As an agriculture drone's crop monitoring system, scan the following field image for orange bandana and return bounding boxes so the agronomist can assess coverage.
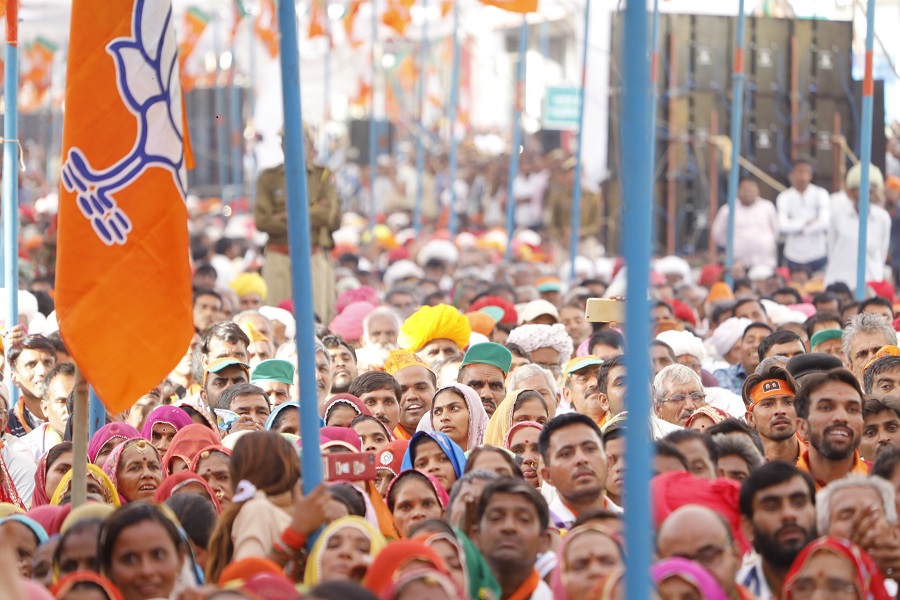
[748,379,794,408]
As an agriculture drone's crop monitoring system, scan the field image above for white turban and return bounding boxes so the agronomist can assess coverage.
[657,330,706,361]
[709,317,753,357]
[506,323,574,364]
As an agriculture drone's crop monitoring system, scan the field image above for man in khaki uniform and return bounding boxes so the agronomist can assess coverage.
[255,156,340,324]
[547,157,604,260]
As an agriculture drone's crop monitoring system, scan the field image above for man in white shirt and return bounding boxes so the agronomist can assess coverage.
[712,178,779,268]
[825,163,891,288]
[776,157,831,273]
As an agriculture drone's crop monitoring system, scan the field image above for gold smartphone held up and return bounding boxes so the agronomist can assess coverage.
[585,298,626,323]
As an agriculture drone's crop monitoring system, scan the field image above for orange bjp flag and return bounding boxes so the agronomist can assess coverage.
[478,0,538,13]
[56,0,193,413]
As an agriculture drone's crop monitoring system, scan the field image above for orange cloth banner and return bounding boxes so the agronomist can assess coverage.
[478,0,538,13]
[56,0,193,413]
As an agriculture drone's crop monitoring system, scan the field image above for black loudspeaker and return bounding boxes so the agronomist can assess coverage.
[184,86,247,191]
[537,129,562,153]
[349,119,394,165]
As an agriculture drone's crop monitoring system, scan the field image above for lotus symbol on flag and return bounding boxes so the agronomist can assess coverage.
[60,0,187,246]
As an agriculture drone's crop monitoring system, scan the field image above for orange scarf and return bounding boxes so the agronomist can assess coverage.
[507,569,541,600]
[796,449,870,490]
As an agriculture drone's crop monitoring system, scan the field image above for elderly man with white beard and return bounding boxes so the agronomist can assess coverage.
[355,307,403,372]
[657,329,745,418]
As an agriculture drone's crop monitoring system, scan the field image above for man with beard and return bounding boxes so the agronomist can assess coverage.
[472,477,553,599]
[322,334,358,395]
[538,413,617,529]
[653,364,708,427]
[457,343,512,417]
[795,368,868,489]
[742,366,802,463]
[384,350,436,440]
[737,462,817,600]
[560,356,603,423]
[356,307,402,370]
[314,338,333,410]
[348,371,401,433]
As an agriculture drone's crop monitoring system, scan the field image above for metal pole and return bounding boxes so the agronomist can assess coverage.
[229,57,243,200]
[213,15,229,205]
[568,0,590,281]
[414,0,429,233]
[71,367,89,508]
[505,17,528,260]
[447,1,461,236]
[725,0,747,286]
[621,0,653,597]
[277,0,323,494]
[368,0,378,226]
[3,0,19,410]
[856,0,876,300]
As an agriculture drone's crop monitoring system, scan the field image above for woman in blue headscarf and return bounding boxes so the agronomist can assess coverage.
[401,431,467,493]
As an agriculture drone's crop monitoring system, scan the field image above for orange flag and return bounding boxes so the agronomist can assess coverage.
[308,0,325,39]
[56,0,193,413]
[478,0,538,13]
[255,0,279,58]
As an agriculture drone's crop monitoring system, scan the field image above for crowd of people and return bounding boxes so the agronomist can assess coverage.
[6,122,900,599]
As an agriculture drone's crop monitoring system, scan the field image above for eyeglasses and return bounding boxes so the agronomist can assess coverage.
[786,577,857,598]
[671,541,729,568]
[661,391,706,405]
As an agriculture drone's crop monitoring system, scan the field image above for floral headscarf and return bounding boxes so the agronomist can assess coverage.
[152,471,221,513]
[651,557,728,600]
[100,439,161,504]
[161,424,221,474]
[386,470,449,515]
[418,527,502,600]
[418,383,489,451]
[784,536,891,600]
[139,406,192,440]
[401,431,467,480]
[88,423,140,464]
[303,516,387,586]
[363,540,451,596]
[484,388,546,447]
[50,464,120,508]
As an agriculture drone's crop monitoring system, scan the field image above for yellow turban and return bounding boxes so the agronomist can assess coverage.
[240,321,269,343]
[398,304,471,352]
[230,272,267,301]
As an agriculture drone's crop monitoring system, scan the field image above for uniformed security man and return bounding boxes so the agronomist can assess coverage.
[255,133,341,323]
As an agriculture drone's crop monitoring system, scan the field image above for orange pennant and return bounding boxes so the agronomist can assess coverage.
[56,0,193,413]
[308,0,325,39]
[255,0,279,58]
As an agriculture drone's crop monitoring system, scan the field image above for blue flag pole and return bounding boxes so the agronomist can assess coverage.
[855,0,877,300]
[568,0,590,281]
[368,0,378,227]
[504,17,528,260]
[277,0,323,493]
[621,0,653,596]
[724,0,747,286]
[446,1,461,236]
[88,387,105,436]
[649,0,660,249]
[3,0,19,410]
[413,0,429,233]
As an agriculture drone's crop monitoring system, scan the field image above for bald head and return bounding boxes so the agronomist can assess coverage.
[657,505,740,599]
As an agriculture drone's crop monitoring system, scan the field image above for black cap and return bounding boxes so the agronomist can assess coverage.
[786,353,845,381]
